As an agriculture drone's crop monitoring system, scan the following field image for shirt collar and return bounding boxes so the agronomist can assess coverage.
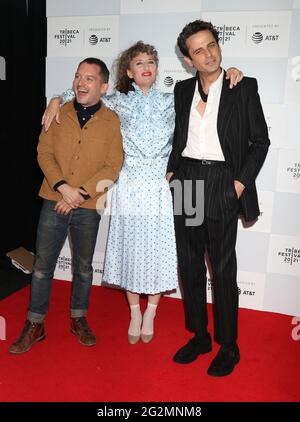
[73,99,101,115]
[194,69,224,102]
[131,82,156,96]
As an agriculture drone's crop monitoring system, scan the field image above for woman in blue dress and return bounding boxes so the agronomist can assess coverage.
[43,42,242,345]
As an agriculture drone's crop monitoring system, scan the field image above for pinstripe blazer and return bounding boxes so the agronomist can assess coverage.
[167,73,270,222]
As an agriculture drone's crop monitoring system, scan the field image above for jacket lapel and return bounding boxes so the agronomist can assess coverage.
[217,73,235,151]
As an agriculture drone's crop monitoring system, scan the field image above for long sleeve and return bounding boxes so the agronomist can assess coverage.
[37,125,64,189]
[101,93,118,112]
[237,79,270,187]
[61,88,75,104]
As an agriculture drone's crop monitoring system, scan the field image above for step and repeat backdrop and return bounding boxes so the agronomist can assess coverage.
[46,0,300,316]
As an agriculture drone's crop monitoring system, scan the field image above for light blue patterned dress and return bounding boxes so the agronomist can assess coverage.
[62,84,178,294]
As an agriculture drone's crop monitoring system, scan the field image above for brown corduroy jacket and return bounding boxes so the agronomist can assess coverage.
[37,101,123,209]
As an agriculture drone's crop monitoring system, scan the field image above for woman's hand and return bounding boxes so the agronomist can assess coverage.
[41,97,61,131]
[225,68,244,89]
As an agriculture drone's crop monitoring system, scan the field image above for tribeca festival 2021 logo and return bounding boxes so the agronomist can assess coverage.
[215,24,241,44]
[286,161,300,179]
[53,28,80,46]
[57,255,72,271]
[277,247,300,266]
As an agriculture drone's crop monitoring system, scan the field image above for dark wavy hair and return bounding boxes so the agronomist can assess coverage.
[114,41,158,94]
[177,20,219,58]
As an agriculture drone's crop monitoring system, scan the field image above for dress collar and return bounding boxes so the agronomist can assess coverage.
[131,82,156,96]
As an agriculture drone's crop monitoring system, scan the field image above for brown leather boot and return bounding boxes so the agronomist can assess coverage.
[71,317,96,346]
[9,320,46,354]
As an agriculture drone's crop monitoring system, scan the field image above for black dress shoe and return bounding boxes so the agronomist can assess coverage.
[173,334,212,364]
[207,344,240,377]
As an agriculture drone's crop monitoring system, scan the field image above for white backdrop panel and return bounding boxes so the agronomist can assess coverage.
[284,57,300,104]
[264,273,300,316]
[221,58,287,103]
[47,16,119,57]
[256,149,279,192]
[271,193,300,236]
[120,0,201,14]
[156,57,195,93]
[267,234,300,276]
[236,231,270,273]
[119,13,198,56]
[262,104,284,149]
[201,11,291,58]
[46,0,121,17]
[288,10,300,56]
[281,105,300,150]
[238,191,274,234]
[202,0,293,11]
[276,149,300,194]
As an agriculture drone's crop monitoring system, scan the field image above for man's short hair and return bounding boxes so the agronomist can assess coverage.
[79,57,109,83]
[177,20,219,58]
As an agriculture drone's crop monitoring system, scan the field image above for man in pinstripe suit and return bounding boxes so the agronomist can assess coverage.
[166,20,270,376]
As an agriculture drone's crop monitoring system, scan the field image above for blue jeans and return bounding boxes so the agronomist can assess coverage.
[28,200,100,323]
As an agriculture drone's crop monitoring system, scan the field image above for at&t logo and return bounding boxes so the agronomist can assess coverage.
[251,32,279,43]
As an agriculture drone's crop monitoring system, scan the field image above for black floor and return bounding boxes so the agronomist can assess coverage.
[0,257,31,301]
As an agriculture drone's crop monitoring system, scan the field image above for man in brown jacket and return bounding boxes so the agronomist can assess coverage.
[9,58,123,354]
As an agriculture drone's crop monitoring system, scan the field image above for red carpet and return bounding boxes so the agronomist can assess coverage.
[0,280,299,402]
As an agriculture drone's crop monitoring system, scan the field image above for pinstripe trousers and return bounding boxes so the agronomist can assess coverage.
[173,158,239,345]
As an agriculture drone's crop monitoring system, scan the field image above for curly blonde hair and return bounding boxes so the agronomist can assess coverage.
[114,41,158,94]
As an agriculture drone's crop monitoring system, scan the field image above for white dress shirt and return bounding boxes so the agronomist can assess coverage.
[182,69,225,161]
